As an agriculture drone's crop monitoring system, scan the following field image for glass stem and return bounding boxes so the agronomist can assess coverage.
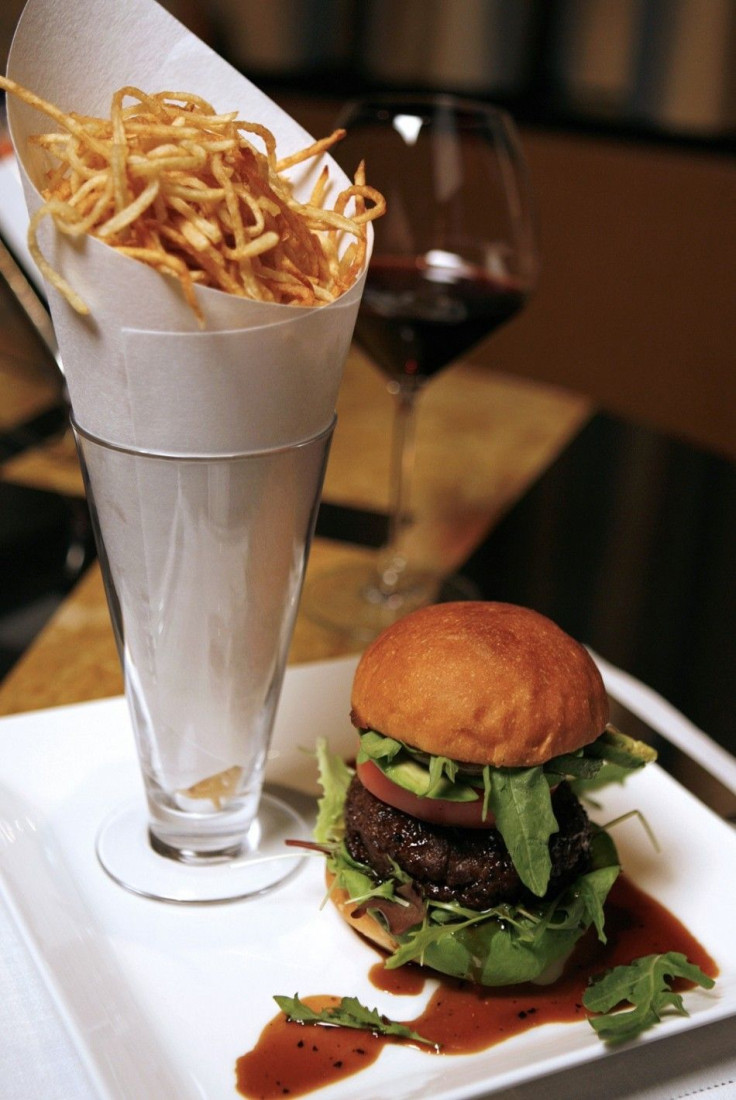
[378,380,420,595]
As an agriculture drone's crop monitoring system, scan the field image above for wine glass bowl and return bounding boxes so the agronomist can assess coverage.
[355,250,530,385]
[304,95,538,639]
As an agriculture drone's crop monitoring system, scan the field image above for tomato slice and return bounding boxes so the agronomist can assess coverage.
[356,759,497,829]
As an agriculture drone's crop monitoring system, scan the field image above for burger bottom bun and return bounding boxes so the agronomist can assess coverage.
[327,870,397,955]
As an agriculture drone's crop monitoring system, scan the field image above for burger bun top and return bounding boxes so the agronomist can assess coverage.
[350,601,608,767]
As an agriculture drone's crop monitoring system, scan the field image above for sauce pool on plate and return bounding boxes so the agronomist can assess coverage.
[235,875,718,1099]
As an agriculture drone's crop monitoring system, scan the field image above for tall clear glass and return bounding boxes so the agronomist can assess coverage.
[74,417,333,903]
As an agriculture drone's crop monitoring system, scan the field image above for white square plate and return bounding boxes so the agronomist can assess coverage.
[1,656,735,1099]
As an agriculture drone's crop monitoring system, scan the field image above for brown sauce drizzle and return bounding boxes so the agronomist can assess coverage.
[236,994,385,1099]
[369,958,426,996]
[235,875,718,1098]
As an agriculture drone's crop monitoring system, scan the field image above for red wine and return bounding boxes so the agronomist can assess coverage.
[354,255,527,383]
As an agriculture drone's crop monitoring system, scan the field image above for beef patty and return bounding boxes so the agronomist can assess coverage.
[343,775,592,910]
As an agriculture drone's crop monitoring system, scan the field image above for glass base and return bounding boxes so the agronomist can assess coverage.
[303,560,479,642]
[96,791,307,903]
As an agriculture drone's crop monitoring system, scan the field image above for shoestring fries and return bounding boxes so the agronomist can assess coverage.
[0,76,385,323]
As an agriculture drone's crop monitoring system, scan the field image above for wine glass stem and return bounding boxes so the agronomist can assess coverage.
[378,380,420,594]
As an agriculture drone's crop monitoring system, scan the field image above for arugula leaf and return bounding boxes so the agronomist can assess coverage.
[545,752,603,779]
[386,860,620,985]
[488,767,557,896]
[583,953,715,1043]
[274,994,437,1047]
[336,827,621,985]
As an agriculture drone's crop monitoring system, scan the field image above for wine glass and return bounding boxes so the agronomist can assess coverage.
[304,95,538,639]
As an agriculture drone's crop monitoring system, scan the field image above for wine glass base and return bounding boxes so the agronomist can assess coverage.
[96,791,307,904]
[303,560,479,643]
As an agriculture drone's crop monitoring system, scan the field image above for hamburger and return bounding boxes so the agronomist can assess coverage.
[314,601,655,987]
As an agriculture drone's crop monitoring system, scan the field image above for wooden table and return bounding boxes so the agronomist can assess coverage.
[0,338,589,716]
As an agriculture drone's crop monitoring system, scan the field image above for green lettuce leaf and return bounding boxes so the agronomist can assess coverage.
[583,952,716,1043]
[357,729,404,763]
[313,738,353,846]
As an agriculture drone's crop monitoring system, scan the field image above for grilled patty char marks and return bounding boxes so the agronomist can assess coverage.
[343,775,592,910]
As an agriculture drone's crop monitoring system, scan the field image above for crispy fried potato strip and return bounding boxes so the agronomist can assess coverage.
[0,76,385,323]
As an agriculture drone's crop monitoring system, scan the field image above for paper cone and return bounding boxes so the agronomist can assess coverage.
[6,0,369,453]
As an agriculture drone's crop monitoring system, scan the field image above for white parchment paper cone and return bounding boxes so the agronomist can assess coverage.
[6,0,370,452]
[120,299,359,455]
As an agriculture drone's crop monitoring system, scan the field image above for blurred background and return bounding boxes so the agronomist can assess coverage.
[4,0,733,457]
[4,0,736,139]
[179,0,736,143]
